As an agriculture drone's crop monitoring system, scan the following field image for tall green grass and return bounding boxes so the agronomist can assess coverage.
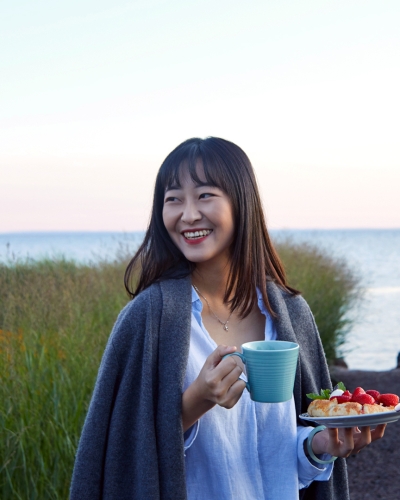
[0,242,360,499]
[0,258,129,499]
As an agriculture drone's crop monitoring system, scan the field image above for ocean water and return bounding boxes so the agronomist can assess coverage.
[270,229,400,372]
[0,231,145,264]
[1,229,399,371]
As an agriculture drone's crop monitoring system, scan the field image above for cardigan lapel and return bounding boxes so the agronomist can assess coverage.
[266,281,298,343]
[156,277,192,500]
[158,276,192,381]
[266,281,303,417]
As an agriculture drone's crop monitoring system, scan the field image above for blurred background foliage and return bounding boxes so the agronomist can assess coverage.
[0,241,360,499]
[275,239,361,364]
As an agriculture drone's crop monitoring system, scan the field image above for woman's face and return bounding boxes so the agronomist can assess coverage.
[162,162,235,269]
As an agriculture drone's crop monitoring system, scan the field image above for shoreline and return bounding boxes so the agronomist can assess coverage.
[329,364,400,402]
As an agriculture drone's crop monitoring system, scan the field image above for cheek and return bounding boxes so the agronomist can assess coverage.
[220,205,235,237]
[162,208,177,238]
[162,207,170,230]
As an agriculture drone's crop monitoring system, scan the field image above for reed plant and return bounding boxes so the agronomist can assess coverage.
[0,242,360,498]
[275,239,361,364]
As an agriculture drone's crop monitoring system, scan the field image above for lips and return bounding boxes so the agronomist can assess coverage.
[182,229,213,240]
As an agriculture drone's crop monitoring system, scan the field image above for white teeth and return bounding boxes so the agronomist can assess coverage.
[183,229,212,239]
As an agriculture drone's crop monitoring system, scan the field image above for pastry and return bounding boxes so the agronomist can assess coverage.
[306,383,399,417]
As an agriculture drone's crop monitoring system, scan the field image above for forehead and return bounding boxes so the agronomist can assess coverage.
[176,162,207,186]
[163,158,220,191]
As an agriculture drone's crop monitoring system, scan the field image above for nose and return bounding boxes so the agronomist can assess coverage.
[181,200,202,224]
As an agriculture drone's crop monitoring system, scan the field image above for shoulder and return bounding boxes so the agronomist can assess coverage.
[267,280,313,320]
[122,276,192,316]
[267,281,320,349]
[282,292,318,338]
[114,276,192,330]
[120,281,163,319]
[106,282,163,358]
[283,292,313,322]
[110,276,192,349]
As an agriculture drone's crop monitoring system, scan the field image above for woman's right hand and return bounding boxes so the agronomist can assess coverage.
[182,345,246,432]
[196,345,246,408]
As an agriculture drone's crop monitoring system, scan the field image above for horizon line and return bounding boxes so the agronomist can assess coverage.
[1,227,400,235]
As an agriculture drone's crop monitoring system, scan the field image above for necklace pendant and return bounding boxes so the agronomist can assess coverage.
[194,285,232,332]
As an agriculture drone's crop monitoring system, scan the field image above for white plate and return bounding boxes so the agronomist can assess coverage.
[299,410,400,428]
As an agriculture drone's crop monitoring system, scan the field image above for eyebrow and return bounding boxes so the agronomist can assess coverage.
[165,184,180,192]
[165,182,216,192]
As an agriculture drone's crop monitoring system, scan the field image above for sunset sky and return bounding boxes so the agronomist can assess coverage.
[1,0,399,232]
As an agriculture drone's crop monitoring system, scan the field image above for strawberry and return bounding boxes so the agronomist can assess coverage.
[343,390,352,397]
[333,395,352,404]
[378,394,399,407]
[352,387,365,398]
[351,393,375,405]
[366,390,380,401]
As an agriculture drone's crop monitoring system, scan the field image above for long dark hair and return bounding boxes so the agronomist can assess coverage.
[125,137,299,317]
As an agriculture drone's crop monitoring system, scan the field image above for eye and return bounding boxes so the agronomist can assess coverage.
[199,193,214,199]
[164,196,179,203]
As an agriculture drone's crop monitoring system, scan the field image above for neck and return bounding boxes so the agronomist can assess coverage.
[191,259,233,301]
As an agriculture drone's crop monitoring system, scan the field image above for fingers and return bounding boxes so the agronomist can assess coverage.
[206,345,244,381]
[197,345,245,408]
[222,379,247,408]
[211,356,244,395]
[204,365,245,408]
[221,360,244,388]
[313,423,388,458]
[353,426,372,452]
[371,424,386,441]
[206,345,237,369]
[325,424,387,458]
[351,425,386,453]
[327,427,354,457]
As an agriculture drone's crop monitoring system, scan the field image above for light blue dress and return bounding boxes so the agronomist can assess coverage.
[183,287,333,500]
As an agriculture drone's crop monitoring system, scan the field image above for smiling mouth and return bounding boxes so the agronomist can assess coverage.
[182,229,213,240]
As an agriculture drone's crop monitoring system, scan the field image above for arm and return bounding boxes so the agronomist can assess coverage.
[70,290,162,500]
[70,338,120,500]
[182,344,246,432]
[297,426,334,489]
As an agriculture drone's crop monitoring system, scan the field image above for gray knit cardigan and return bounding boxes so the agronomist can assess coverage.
[70,277,350,500]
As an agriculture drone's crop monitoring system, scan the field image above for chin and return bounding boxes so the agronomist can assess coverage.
[182,253,211,264]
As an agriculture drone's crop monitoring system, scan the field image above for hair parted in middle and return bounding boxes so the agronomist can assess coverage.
[124,136,299,317]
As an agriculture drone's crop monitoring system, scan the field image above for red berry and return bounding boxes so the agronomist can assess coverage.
[378,394,399,407]
[366,390,380,401]
[352,387,365,398]
[333,395,352,404]
[343,390,352,397]
[351,393,375,405]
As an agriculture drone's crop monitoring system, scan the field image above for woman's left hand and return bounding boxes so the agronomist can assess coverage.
[311,424,386,458]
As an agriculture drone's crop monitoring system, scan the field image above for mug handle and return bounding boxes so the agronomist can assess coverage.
[222,353,250,392]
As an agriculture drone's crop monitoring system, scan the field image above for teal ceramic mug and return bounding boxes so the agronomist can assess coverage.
[223,340,299,403]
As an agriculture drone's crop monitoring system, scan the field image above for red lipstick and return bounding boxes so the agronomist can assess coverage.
[181,229,212,245]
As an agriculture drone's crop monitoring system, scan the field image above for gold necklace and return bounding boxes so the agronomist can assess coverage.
[193,285,233,331]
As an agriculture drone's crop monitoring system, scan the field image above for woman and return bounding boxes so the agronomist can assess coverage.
[70,137,385,499]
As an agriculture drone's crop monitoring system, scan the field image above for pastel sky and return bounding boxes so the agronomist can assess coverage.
[1,0,399,232]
